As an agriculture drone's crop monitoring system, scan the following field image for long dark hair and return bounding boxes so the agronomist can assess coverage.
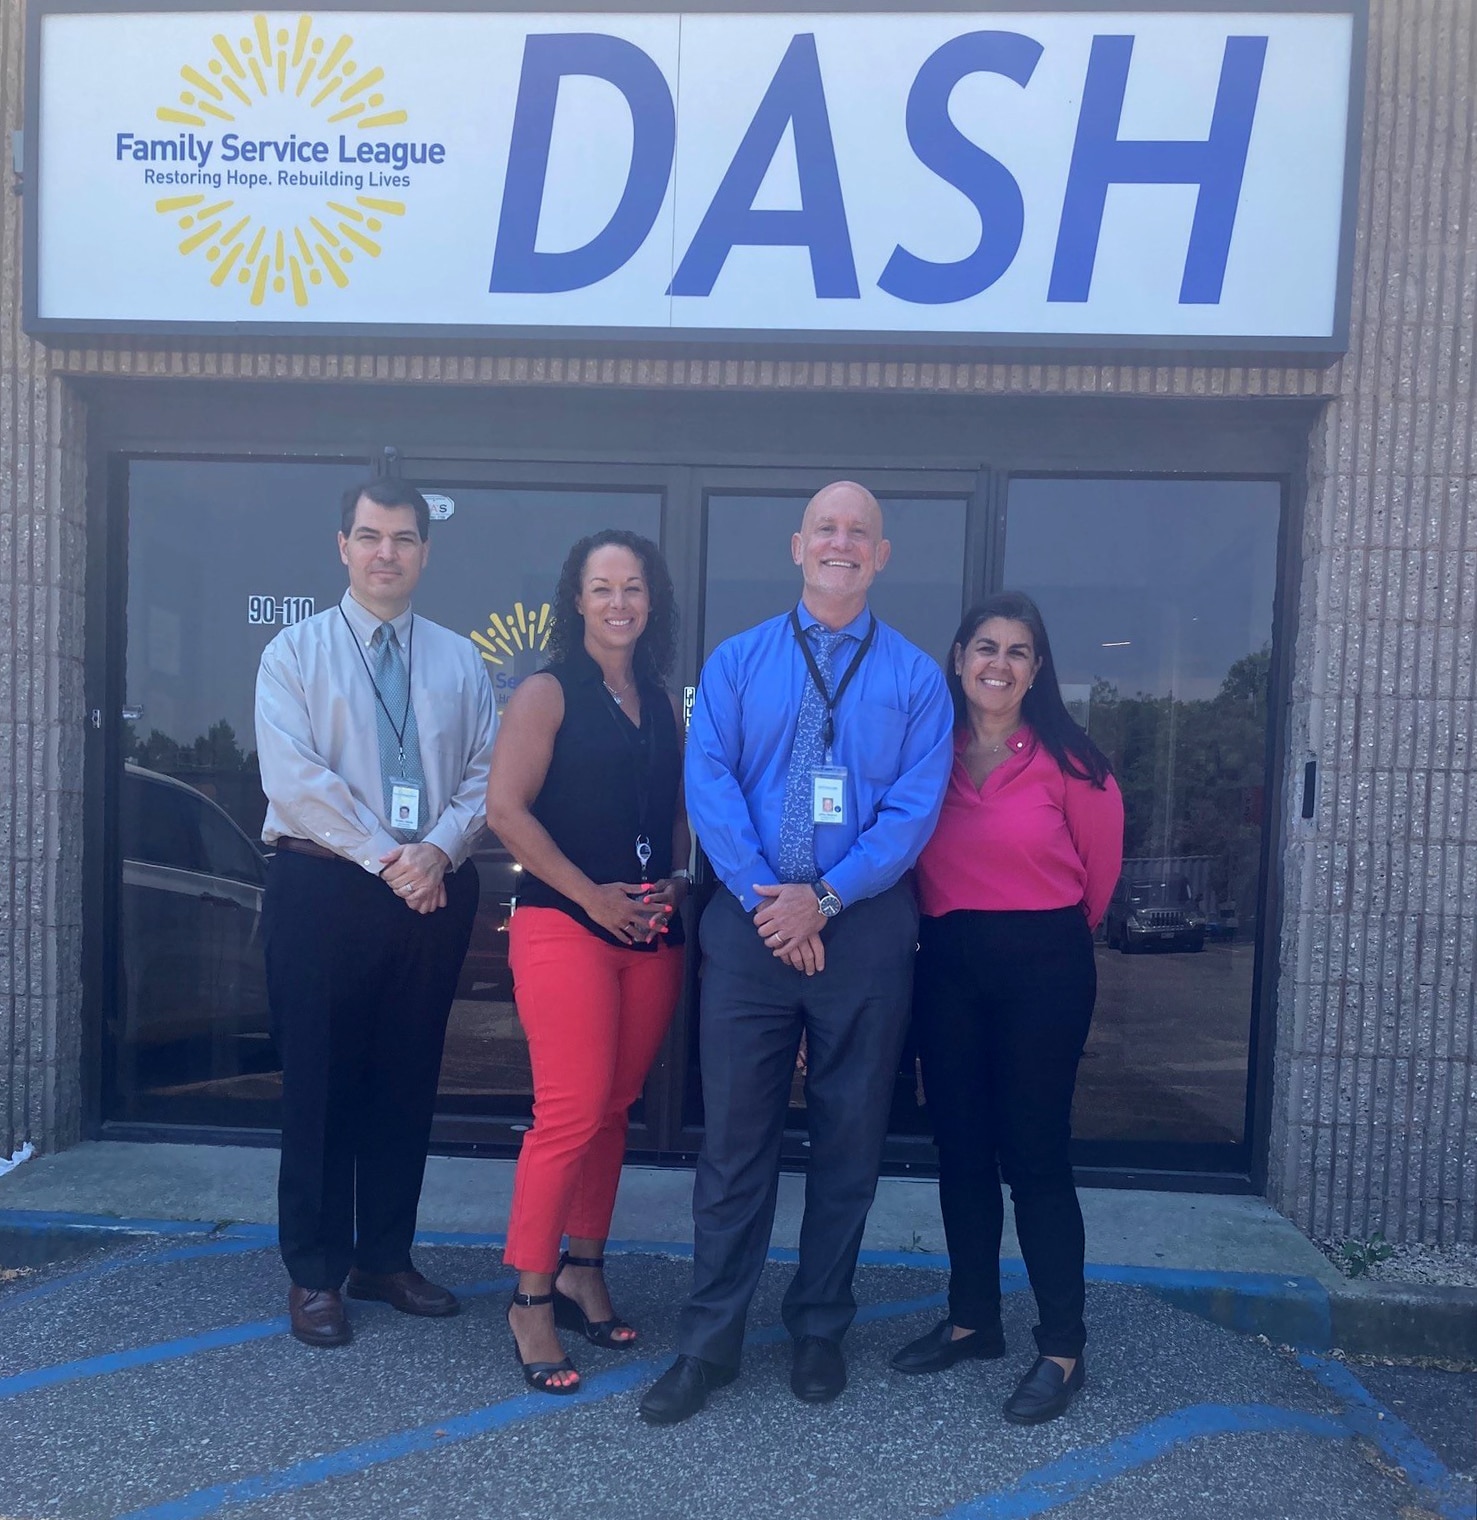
[546,529,678,684]
[946,591,1112,789]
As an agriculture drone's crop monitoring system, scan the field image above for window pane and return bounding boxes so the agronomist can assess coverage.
[119,462,663,1129]
[405,486,665,1119]
[1004,477,1281,1151]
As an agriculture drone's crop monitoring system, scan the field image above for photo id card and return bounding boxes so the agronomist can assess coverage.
[390,779,423,833]
[812,766,847,825]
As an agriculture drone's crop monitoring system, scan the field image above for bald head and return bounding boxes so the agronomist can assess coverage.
[800,480,884,537]
[792,479,891,624]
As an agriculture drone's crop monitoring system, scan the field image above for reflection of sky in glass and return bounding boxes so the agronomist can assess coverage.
[703,495,968,664]
[127,462,661,747]
[1003,479,1281,702]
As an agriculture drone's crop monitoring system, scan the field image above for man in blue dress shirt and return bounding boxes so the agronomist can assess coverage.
[640,481,954,1424]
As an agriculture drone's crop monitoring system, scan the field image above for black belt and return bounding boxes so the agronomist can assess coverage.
[273,835,351,863]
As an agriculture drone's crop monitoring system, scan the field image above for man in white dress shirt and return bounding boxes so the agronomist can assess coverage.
[255,478,495,1348]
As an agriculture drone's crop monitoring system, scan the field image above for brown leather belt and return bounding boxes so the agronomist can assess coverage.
[273,835,349,863]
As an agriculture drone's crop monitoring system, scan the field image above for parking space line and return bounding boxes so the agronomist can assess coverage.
[0,1277,514,1404]
[931,1403,1349,1519]
[1300,1353,1477,1520]
[108,1294,952,1520]
[0,1239,271,1314]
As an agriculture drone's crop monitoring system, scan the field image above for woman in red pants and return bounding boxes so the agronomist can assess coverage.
[485,529,687,1395]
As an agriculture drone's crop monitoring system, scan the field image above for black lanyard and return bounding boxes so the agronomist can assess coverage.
[340,606,415,766]
[790,609,877,753]
[600,681,658,880]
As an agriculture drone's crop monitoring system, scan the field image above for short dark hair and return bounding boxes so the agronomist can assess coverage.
[546,529,678,683]
[340,478,430,541]
[947,590,1113,789]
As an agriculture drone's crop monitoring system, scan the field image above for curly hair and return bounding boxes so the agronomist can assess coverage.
[545,529,678,683]
[946,590,1113,789]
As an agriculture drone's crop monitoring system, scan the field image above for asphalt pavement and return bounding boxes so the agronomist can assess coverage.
[2,1230,1472,1520]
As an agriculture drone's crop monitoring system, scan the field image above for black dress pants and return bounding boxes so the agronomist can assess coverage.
[263,850,479,1289]
[913,907,1096,1359]
[677,883,917,1369]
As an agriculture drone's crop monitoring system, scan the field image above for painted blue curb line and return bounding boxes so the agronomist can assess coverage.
[110,1292,947,1520]
[1301,1352,1477,1520]
[0,1277,516,1403]
[0,1238,269,1313]
[933,1402,1350,1519]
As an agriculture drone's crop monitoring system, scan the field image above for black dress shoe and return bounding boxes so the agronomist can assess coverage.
[1002,1356,1086,1425]
[790,1335,846,1403]
[891,1319,1006,1374]
[346,1268,459,1317]
[287,1285,351,1348]
[639,1355,737,1425]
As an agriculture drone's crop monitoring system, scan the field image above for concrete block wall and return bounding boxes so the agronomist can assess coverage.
[1,0,1472,1243]
[0,0,86,1160]
[1269,0,1477,1244]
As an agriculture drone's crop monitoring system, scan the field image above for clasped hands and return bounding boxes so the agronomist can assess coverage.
[380,842,450,914]
[584,878,687,946]
[753,882,827,976]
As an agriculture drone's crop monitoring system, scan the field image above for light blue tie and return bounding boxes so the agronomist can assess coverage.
[372,622,425,841]
[777,626,845,884]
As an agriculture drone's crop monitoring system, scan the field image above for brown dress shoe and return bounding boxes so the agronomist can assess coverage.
[345,1268,460,1317]
[288,1285,351,1348]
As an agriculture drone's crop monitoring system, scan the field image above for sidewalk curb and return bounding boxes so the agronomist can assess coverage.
[4,1207,1472,1362]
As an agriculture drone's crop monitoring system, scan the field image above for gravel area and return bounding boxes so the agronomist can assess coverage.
[1314,1237,1477,1287]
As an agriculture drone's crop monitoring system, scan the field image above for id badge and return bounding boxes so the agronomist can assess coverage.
[812,766,847,825]
[389,779,423,833]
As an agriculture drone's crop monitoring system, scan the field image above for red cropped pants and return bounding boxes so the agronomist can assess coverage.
[504,907,683,1273]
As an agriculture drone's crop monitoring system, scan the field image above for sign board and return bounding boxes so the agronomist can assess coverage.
[25,5,1362,348]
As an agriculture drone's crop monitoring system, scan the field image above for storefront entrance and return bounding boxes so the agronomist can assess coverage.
[94,383,1304,1181]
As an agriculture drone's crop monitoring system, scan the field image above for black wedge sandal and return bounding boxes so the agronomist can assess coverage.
[507,1290,581,1395]
[551,1252,638,1350]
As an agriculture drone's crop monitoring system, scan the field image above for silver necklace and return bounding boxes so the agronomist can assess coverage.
[603,677,635,707]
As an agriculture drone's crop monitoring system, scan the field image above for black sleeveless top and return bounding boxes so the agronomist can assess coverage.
[519,646,685,950]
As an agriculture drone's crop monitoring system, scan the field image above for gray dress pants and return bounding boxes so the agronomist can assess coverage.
[676,882,918,1369]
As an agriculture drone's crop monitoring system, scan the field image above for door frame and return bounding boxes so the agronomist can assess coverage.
[84,378,1315,1190]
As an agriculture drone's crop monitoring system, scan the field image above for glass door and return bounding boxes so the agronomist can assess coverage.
[681,470,979,1155]
[1003,477,1283,1169]
[396,466,666,1141]
[112,456,669,1138]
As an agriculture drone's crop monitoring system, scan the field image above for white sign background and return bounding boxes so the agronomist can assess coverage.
[33,9,1356,339]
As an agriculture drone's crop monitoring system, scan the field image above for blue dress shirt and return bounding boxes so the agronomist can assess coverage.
[686,602,954,912]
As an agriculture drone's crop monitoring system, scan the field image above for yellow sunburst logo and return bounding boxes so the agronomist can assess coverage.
[472,603,553,668]
[152,14,407,308]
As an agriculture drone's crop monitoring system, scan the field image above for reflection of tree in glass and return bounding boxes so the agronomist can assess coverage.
[123,720,266,840]
[1088,648,1270,930]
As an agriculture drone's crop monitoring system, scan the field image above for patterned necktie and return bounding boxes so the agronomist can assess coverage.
[777,626,845,883]
[372,621,426,841]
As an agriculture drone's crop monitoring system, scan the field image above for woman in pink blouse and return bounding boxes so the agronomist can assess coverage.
[891,591,1123,1426]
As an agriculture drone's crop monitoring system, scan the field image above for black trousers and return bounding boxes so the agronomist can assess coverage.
[913,907,1096,1359]
[677,883,917,1369]
[263,850,479,1289]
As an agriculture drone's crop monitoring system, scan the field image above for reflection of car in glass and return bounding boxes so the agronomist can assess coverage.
[1103,874,1206,954]
[120,764,270,1051]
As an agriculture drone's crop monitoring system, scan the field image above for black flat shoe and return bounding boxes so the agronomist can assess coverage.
[552,1251,637,1350]
[1002,1355,1086,1425]
[507,1291,581,1396]
[791,1335,846,1403]
[891,1319,1006,1374]
[639,1354,737,1425]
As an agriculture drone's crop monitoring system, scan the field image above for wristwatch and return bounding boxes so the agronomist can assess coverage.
[814,882,843,919]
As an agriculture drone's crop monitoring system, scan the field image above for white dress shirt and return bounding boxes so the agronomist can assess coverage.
[256,590,496,874]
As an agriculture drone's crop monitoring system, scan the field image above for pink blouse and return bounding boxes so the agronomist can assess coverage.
[915,727,1125,928]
